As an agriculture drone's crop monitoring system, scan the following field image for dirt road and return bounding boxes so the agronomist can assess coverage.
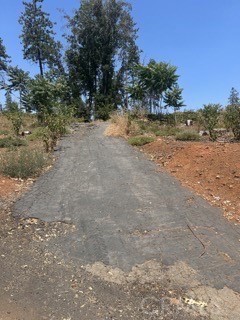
[1,123,240,319]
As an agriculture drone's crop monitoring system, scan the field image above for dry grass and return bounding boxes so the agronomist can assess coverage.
[0,113,37,134]
[128,135,155,146]
[0,147,48,179]
[0,114,11,132]
[104,113,139,138]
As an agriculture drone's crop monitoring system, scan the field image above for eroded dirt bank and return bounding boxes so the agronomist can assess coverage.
[142,138,240,222]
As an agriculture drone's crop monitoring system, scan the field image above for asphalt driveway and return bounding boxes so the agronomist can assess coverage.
[3,123,240,319]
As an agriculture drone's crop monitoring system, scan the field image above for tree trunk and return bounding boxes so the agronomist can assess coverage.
[174,107,177,126]
[34,1,43,77]
[38,48,43,77]
[19,90,22,110]
[149,96,152,114]
[124,70,129,111]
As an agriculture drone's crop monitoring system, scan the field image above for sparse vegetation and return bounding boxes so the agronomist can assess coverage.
[199,104,222,141]
[26,127,48,141]
[137,120,160,135]
[224,104,240,140]
[155,126,182,137]
[0,130,9,135]
[6,111,23,136]
[40,106,74,152]
[105,113,139,137]
[0,148,47,179]
[175,130,200,141]
[0,136,27,148]
[128,136,155,146]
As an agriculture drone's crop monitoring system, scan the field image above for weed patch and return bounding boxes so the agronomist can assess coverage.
[155,127,182,137]
[0,148,48,179]
[0,130,10,135]
[175,131,200,141]
[0,137,27,148]
[128,136,155,146]
[26,127,48,141]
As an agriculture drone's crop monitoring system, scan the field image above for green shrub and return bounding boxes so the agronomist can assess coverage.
[175,131,200,141]
[224,105,240,140]
[95,103,115,121]
[0,148,47,179]
[26,127,48,141]
[0,130,10,135]
[137,120,148,132]
[199,104,222,141]
[0,137,27,148]
[176,110,199,123]
[128,136,155,146]
[147,114,166,122]
[37,105,75,152]
[6,111,23,136]
[137,121,160,134]
[155,126,182,137]
[30,121,41,129]
[148,123,161,134]
[137,120,182,136]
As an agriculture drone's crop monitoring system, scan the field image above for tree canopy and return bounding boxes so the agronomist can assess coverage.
[228,87,240,105]
[164,84,185,111]
[129,60,179,113]
[0,0,187,120]
[0,37,10,73]
[19,0,63,76]
[65,0,140,119]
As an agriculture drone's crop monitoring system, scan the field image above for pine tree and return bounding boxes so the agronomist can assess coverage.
[5,90,13,111]
[228,87,239,105]
[0,37,10,72]
[0,37,10,83]
[7,66,30,109]
[19,0,63,76]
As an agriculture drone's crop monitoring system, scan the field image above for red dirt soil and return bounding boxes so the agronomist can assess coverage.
[0,175,24,199]
[142,138,240,222]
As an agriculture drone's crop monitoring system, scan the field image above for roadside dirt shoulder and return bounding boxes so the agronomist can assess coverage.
[142,138,240,222]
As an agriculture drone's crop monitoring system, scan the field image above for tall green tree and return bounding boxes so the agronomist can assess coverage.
[24,75,71,120]
[0,37,10,86]
[5,90,13,110]
[7,66,30,109]
[164,84,185,125]
[4,90,19,112]
[224,104,240,140]
[228,87,240,105]
[130,60,179,113]
[65,0,139,119]
[0,37,10,73]
[19,0,64,77]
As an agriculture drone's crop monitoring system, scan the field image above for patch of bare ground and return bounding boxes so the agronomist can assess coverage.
[0,175,25,199]
[0,295,37,320]
[85,260,240,320]
[142,138,240,222]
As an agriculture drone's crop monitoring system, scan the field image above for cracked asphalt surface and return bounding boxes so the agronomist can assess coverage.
[1,123,240,319]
